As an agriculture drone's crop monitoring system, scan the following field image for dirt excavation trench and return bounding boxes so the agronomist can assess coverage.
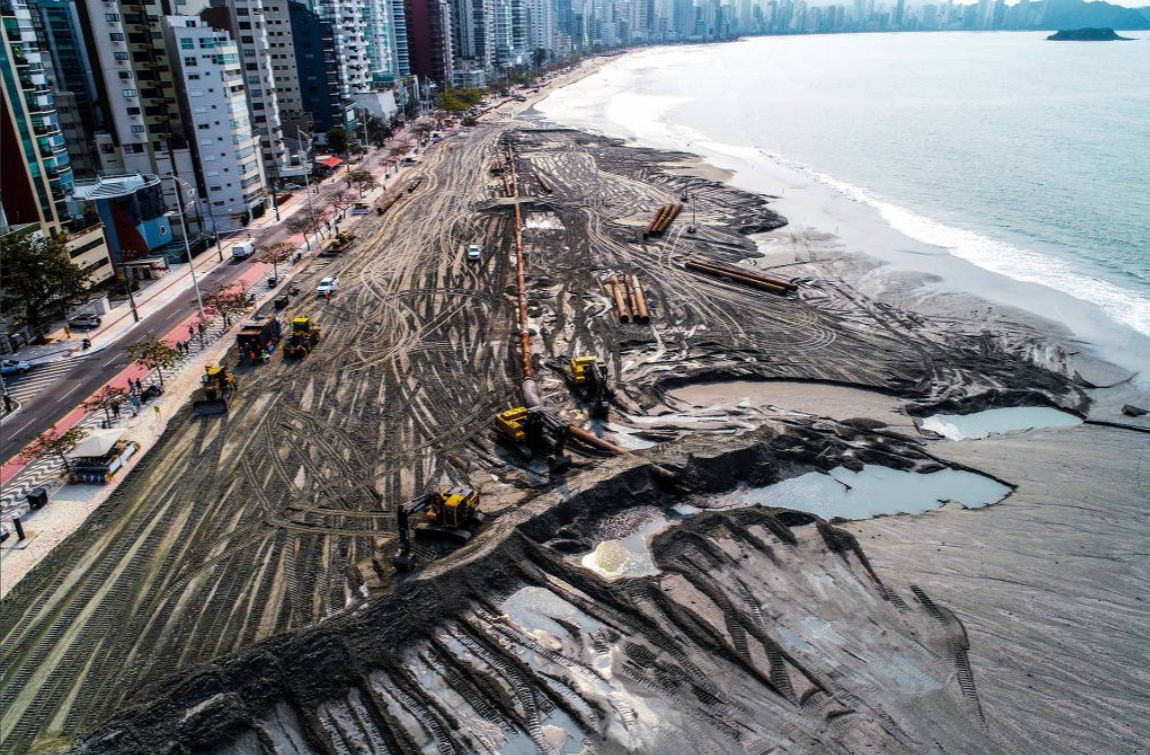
[6,123,1132,755]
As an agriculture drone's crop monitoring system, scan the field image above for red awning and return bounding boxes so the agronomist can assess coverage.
[317,156,343,168]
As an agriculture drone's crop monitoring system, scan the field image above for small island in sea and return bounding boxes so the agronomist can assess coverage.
[1047,27,1133,41]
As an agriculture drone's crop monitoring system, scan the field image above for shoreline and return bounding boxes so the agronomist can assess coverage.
[3,55,1147,753]
[528,43,1150,396]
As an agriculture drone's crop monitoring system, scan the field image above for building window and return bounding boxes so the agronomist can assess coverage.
[184,57,197,66]
[181,38,194,49]
[119,71,131,79]
[198,123,210,129]
[109,32,125,41]
[188,73,200,80]
[114,51,129,61]
[105,13,120,21]
[131,125,146,133]
[122,88,136,97]
[127,107,141,115]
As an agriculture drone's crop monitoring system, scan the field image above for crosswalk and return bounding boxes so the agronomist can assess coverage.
[1,317,233,519]
[2,360,78,405]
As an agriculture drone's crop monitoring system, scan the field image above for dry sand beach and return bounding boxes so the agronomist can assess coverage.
[2,56,1148,755]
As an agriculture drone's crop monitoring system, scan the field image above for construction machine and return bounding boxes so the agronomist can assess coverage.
[319,231,355,257]
[392,487,484,571]
[569,355,611,419]
[192,364,237,416]
[495,406,573,474]
[283,316,321,359]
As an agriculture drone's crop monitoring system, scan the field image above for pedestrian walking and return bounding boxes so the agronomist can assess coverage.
[3,394,13,414]
[198,321,205,337]
[131,394,141,414]
[63,325,72,339]
[112,402,121,420]
[187,324,194,339]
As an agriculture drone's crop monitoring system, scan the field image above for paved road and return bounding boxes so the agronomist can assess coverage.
[0,149,397,467]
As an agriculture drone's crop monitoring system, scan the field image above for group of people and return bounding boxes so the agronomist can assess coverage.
[175,341,192,355]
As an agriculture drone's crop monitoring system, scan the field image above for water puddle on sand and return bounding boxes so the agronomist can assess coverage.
[580,516,670,581]
[920,406,1082,440]
[501,586,604,638]
[715,465,1010,520]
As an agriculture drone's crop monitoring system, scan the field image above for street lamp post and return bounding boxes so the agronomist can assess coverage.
[205,200,225,262]
[170,175,208,346]
[297,126,321,250]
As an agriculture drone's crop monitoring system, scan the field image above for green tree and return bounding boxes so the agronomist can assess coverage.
[346,169,378,198]
[258,242,293,280]
[19,426,89,474]
[325,126,350,156]
[435,91,469,112]
[127,334,180,389]
[0,229,92,337]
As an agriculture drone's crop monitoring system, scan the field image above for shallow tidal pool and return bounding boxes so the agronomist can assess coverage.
[919,406,1082,440]
[715,465,1011,520]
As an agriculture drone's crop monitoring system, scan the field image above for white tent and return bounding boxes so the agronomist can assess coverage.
[68,429,126,459]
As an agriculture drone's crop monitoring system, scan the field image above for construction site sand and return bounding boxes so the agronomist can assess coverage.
[2,98,1141,754]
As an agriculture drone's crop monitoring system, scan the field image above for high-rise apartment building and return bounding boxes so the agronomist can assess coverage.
[405,0,452,85]
[163,15,267,220]
[1,0,114,295]
[31,0,98,176]
[203,0,290,188]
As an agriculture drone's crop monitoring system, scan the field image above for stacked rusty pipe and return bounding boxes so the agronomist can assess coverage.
[644,204,672,236]
[652,203,682,234]
[685,256,797,295]
[608,274,633,323]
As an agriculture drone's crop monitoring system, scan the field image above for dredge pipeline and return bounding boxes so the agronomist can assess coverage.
[507,145,627,456]
[685,256,798,295]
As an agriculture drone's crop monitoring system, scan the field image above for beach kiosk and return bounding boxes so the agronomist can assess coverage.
[68,429,140,485]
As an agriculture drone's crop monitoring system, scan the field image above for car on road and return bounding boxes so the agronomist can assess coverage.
[67,313,102,330]
[316,277,340,294]
[282,183,303,190]
[466,244,482,262]
[1,358,32,375]
[350,203,370,216]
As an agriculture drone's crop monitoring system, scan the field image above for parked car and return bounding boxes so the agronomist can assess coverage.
[466,244,482,262]
[316,277,340,294]
[350,203,370,216]
[1,358,32,375]
[67,313,102,330]
[282,183,303,190]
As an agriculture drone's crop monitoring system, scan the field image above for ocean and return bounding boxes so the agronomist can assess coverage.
[535,32,1150,383]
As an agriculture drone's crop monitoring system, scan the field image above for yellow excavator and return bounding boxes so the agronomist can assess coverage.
[283,316,321,359]
[392,486,484,571]
[496,406,572,474]
[192,364,237,416]
[569,354,611,419]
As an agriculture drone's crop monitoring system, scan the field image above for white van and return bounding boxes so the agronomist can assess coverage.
[231,241,255,259]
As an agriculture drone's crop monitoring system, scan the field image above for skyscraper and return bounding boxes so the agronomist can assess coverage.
[163,15,268,218]
[1,0,114,291]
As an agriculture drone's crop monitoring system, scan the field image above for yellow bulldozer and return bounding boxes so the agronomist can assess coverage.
[392,486,484,571]
[192,364,237,416]
[495,406,572,474]
[283,316,321,359]
[569,354,611,419]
